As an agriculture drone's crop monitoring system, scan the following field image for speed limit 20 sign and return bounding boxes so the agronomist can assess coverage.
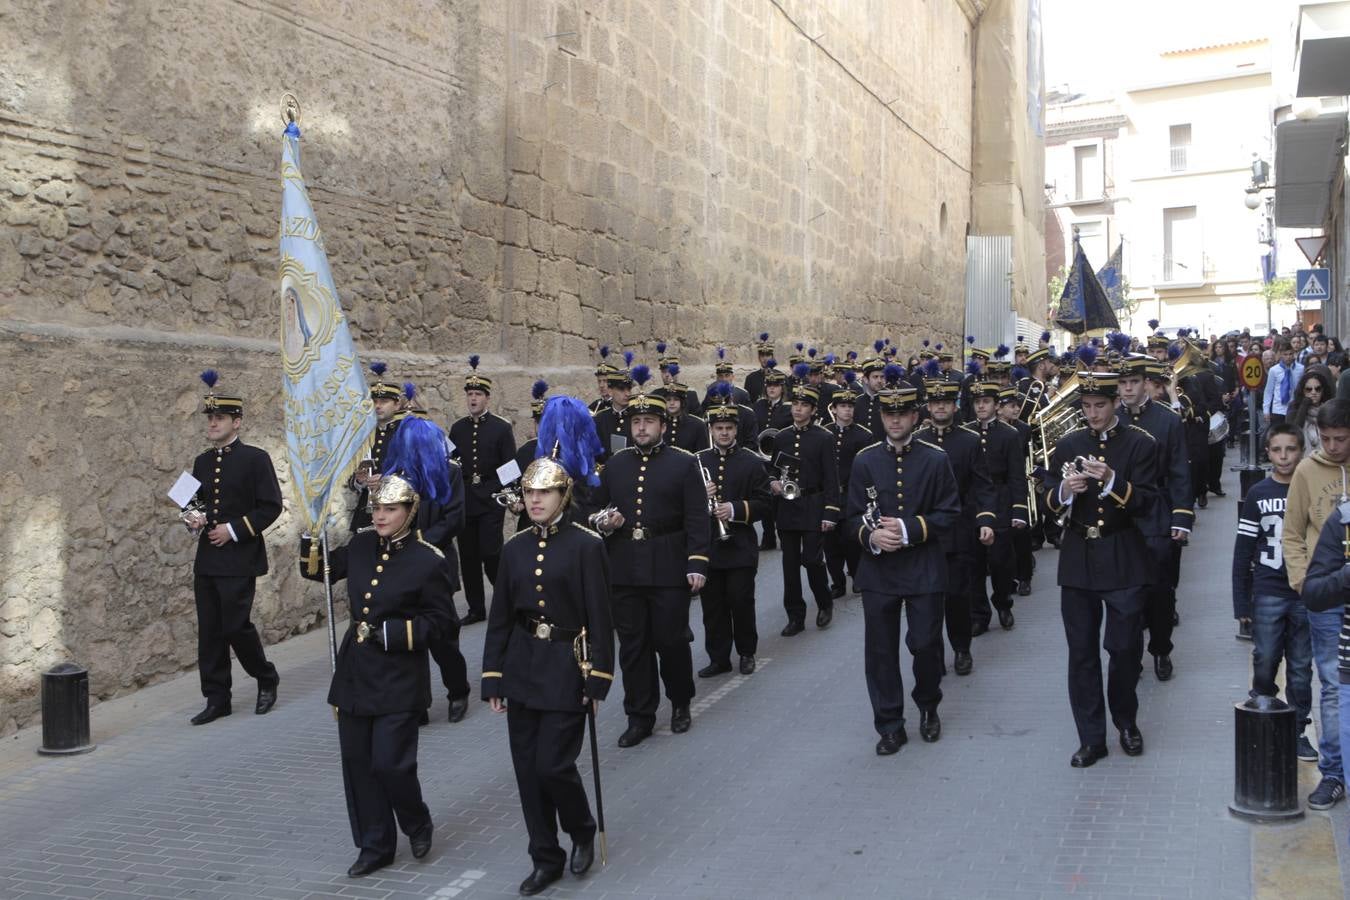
[1239,355,1266,390]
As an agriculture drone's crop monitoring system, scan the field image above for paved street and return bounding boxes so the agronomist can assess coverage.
[2,466,1349,899]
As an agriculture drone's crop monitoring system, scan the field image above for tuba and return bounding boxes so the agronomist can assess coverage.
[1029,372,1083,470]
[1170,339,1208,384]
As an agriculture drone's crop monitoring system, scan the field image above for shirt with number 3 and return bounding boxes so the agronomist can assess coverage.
[1232,476,1299,618]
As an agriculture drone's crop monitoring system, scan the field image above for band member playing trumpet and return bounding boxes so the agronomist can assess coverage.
[300,416,456,878]
[483,397,614,896]
[845,385,960,754]
[1043,372,1159,769]
[186,370,282,726]
[824,376,874,598]
[696,399,773,677]
[766,382,841,636]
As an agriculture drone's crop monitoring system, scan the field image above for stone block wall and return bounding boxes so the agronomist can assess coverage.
[0,0,1038,731]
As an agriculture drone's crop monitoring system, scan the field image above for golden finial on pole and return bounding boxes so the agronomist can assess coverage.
[281,92,301,126]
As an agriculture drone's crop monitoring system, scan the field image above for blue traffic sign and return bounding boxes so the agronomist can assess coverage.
[1297,268,1331,302]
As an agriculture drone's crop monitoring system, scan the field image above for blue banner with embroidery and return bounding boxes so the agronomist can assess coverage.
[279,121,375,533]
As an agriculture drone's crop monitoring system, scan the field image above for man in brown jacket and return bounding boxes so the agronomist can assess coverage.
[1282,399,1350,810]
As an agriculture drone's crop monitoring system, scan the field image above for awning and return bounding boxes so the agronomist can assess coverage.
[1296,1,1350,97]
[1273,113,1346,228]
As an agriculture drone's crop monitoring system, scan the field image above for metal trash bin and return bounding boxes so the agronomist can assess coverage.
[38,662,96,756]
[1229,694,1301,822]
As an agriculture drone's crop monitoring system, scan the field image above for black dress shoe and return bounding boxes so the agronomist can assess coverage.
[1070,744,1108,768]
[1016,580,1032,597]
[830,583,846,600]
[850,580,859,594]
[347,851,394,878]
[418,709,430,726]
[698,662,733,678]
[1119,724,1144,756]
[953,650,973,676]
[190,703,231,726]
[617,724,652,748]
[448,696,469,723]
[919,708,941,743]
[1196,494,1208,509]
[255,684,278,715]
[816,608,833,628]
[781,620,805,637]
[1153,654,1174,681]
[684,626,694,643]
[570,837,595,875]
[876,729,908,756]
[739,655,756,675]
[671,706,691,734]
[971,620,989,637]
[998,609,1015,630]
[410,821,434,859]
[1212,488,1226,497]
[459,610,486,626]
[1172,610,1180,627]
[519,866,564,895]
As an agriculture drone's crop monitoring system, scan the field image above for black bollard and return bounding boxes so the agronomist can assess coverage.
[37,662,96,756]
[1229,694,1301,822]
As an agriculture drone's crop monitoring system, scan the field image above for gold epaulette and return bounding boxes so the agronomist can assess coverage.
[570,521,603,540]
[812,423,833,435]
[1129,424,1157,441]
[856,424,874,435]
[669,445,695,456]
[916,438,944,453]
[505,527,536,546]
[858,440,884,454]
[416,536,445,558]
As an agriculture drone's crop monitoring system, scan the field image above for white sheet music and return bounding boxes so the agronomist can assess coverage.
[496,458,522,485]
[168,471,201,508]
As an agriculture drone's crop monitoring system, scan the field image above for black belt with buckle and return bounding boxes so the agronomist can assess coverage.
[516,614,580,642]
[619,523,682,541]
[1065,519,1130,540]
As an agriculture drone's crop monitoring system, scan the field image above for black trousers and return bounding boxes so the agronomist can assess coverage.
[970,530,1016,627]
[611,585,694,729]
[459,511,505,616]
[337,710,430,857]
[193,574,278,704]
[759,511,777,549]
[1061,585,1146,747]
[780,529,831,622]
[1142,537,1182,657]
[1188,453,1208,504]
[861,590,944,736]
[943,551,974,654]
[428,603,470,700]
[824,525,861,590]
[1012,524,1034,584]
[1206,440,1226,493]
[700,566,758,664]
[507,702,595,870]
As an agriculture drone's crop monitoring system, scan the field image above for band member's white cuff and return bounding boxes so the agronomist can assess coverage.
[225,523,238,542]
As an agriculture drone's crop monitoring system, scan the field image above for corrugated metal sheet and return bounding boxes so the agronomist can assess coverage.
[965,236,1015,349]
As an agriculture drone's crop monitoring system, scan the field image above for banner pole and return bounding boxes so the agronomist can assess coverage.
[321,530,337,672]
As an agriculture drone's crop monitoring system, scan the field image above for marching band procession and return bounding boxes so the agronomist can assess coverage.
[181,319,1296,894]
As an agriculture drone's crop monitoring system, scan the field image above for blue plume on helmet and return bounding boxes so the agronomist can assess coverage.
[765,357,777,368]
[882,363,905,385]
[844,370,857,385]
[599,345,610,360]
[846,350,857,361]
[884,338,891,347]
[718,346,726,360]
[1109,331,1132,354]
[759,332,769,342]
[469,355,481,371]
[369,361,387,377]
[531,379,549,400]
[656,341,667,354]
[966,335,976,345]
[1090,337,1102,348]
[995,344,1010,358]
[403,381,417,401]
[200,369,219,388]
[536,396,604,487]
[631,364,651,387]
[795,342,804,352]
[1167,341,1184,361]
[922,358,941,377]
[623,350,635,367]
[668,363,681,379]
[874,339,886,353]
[1177,327,1190,338]
[824,353,836,365]
[1039,330,1051,343]
[792,362,811,380]
[935,342,944,351]
[966,359,981,375]
[1147,319,1160,331]
[382,416,452,507]
[1011,365,1030,381]
[922,339,931,348]
[1076,344,1098,367]
[808,347,817,359]
[710,381,732,401]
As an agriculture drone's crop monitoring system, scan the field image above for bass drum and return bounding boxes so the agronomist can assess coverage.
[1208,412,1229,445]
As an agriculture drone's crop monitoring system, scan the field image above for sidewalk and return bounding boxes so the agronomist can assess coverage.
[0,465,1346,898]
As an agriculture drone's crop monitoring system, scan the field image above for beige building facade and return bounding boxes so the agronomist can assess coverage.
[0,0,1044,731]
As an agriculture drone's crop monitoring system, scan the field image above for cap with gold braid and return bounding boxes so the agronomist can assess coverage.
[971,382,1002,400]
[594,345,618,378]
[530,379,549,419]
[368,361,402,402]
[715,346,733,376]
[756,332,774,355]
[200,369,243,415]
[706,381,740,423]
[464,355,492,394]
[790,363,818,405]
[997,387,1020,405]
[1078,370,1120,399]
[624,365,668,420]
[764,359,786,386]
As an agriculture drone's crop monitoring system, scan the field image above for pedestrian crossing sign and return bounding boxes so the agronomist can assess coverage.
[1296,268,1331,302]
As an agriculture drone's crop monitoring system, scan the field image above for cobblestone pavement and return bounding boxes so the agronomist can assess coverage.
[2,467,1348,899]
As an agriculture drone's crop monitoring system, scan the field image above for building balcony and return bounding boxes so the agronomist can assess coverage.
[1295,1,1350,97]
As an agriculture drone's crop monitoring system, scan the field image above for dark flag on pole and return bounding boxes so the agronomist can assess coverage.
[1096,242,1125,310]
[1054,235,1119,335]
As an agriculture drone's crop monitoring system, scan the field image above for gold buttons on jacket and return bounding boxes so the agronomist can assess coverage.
[370,578,379,586]
[362,606,370,614]
[382,553,390,561]
[375,565,383,573]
